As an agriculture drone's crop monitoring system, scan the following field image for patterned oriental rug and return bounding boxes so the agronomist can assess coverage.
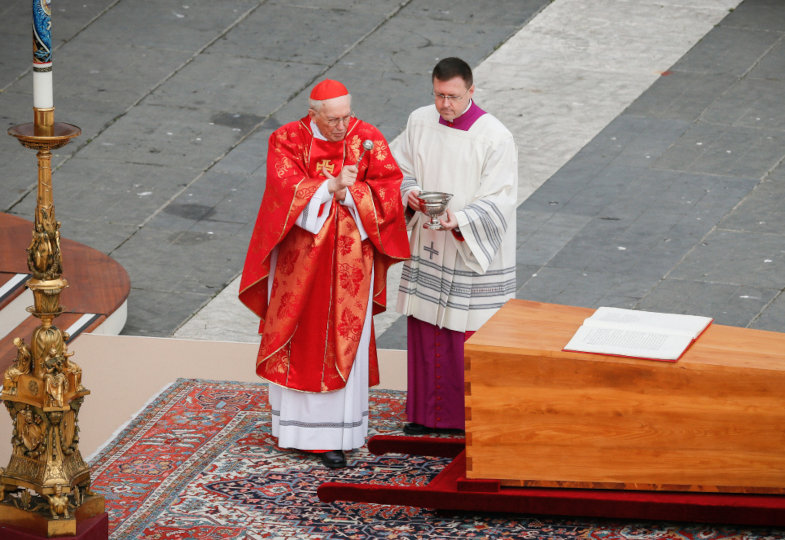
[90,379,785,539]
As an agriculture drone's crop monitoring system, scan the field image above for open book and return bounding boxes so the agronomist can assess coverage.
[563,307,713,362]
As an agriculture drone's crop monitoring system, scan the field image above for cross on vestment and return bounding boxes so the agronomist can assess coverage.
[424,241,439,260]
[316,160,335,175]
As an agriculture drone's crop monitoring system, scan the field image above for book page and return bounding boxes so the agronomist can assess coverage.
[586,307,712,339]
[564,325,694,361]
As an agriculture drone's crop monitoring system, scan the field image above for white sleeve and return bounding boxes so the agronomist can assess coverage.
[390,119,422,228]
[390,118,420,208]
[453,131,518,274]
[294,181,369,240]
[295,181,333,233]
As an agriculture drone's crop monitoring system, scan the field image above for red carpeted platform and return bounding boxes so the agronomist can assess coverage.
[317,436,785,527]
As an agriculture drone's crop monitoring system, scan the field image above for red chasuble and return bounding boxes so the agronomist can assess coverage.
[239,116,410,392]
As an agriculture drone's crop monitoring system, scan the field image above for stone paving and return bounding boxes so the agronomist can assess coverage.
[0,0,547,338]
[3,0,785,350]
[516,0,785,334]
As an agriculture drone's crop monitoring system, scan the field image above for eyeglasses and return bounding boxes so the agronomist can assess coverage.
[432,88,470,102]
[323,113,354,127]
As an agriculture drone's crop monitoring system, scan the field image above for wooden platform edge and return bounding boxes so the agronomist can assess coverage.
[0,213,130,371]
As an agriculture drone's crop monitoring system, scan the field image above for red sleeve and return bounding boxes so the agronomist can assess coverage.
[239,123,322,318]
[344,122,411,314]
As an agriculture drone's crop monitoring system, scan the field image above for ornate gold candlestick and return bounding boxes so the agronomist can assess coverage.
[0,3,106,535]
[0,112,105,537]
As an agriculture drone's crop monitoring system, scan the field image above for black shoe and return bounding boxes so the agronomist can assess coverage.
[403,422,430,435]
[318,450,346,469]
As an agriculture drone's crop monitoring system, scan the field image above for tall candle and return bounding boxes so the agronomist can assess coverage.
[32,0,53,109]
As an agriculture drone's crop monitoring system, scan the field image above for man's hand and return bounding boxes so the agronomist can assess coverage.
[325,164,357,202]
[436,208,459,230]
[407,189,422,212]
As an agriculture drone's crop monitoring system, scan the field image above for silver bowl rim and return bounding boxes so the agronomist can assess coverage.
[417,191,453,200]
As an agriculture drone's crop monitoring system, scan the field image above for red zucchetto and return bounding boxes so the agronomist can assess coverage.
[310,79,349,100]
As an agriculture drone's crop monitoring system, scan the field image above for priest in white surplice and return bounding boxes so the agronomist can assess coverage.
[391,57,518,435]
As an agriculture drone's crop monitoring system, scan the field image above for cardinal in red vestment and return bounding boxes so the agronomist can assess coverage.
[239,79,409,468]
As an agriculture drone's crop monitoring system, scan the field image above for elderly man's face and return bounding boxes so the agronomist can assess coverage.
[310,96,352,142]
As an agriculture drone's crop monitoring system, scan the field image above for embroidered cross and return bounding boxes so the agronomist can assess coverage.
[424,241,439,260]
[316,159,335,175]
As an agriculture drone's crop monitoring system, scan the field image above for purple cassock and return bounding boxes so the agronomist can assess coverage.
[406,317,474,430]
[405,101,485,431]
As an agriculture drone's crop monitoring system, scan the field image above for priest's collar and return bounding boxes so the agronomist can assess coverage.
[310,120,328,141]
[439,100,486,131]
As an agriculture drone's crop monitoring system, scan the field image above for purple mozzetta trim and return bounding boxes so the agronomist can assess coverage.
[438,101,486,131]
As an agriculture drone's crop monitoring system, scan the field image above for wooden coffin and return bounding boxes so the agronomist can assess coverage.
[464,299,785,494]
